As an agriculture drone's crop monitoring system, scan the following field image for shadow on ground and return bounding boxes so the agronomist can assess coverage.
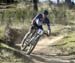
[30,54,74,63]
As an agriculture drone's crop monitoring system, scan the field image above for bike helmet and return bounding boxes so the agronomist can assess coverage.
[43,10,48,15]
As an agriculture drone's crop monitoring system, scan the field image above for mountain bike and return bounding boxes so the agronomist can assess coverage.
[20,28,46,55]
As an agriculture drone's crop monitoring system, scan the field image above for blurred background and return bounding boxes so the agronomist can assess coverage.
[0,0,75,63]
[0,0,75,26]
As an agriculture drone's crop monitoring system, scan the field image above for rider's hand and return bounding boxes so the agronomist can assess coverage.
[47,30,51,36]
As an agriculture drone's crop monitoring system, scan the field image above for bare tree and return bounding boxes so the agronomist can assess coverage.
[57,0,60,5]
[33,0,38,12]
[65,0,74,8]
[32,0,39,17]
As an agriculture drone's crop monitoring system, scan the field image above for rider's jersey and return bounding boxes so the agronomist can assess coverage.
[32,13,50,30]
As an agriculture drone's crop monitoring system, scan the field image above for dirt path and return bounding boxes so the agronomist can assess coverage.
[33,35,64,52]
[29,35,75,63]
[1,35,75,63]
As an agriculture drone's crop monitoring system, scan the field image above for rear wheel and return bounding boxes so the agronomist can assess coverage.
[24,34,40,55]
[21,33,33,50]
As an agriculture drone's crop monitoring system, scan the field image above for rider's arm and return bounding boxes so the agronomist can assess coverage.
[47,25,51,36]
[45,18,51,36]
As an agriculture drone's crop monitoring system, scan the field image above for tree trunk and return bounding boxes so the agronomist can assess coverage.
[3,0,14,4]
[32,0,38,17]
[57,0,60,5]
[33,0,38,11]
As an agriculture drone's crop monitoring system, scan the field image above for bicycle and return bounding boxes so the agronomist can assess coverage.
[20,28,48,55]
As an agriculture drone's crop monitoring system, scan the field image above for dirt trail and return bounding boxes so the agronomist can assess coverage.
[1,35,75,63]
[30,35,75,63]
[33,35,64,52]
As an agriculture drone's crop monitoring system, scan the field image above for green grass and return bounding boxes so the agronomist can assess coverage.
[0,25,5,39]
[54,31,75,54]
[63,32,75,48]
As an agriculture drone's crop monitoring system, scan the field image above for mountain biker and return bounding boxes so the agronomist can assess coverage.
[21,10,51,47]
